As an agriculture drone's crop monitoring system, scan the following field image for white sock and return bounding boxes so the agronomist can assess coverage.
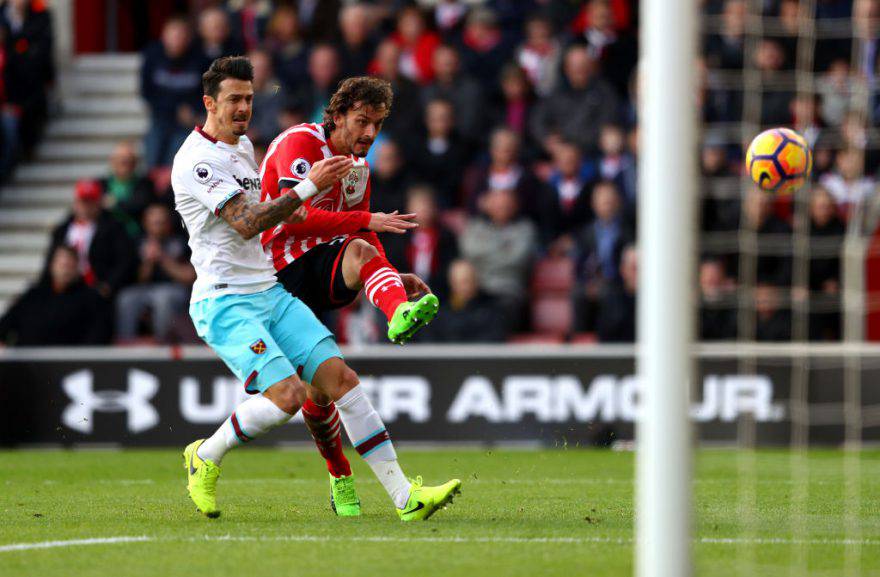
[197,394,293,464]
[335,385,411,508]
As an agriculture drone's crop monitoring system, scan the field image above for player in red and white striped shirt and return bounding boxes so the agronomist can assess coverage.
[259,77,441,516]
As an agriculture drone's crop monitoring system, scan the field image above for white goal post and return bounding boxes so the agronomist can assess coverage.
[636,0,698,575]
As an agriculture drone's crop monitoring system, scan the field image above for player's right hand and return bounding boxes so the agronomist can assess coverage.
[307,155,353,190]
[368,211,418,234]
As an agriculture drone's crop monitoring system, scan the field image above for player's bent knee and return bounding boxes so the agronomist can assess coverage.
[263,377,307,414]
[347,239,378,267]
[339,366,360,395]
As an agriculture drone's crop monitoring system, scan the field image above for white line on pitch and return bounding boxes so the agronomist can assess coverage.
[0,536,151,552]
[2,534,879,553]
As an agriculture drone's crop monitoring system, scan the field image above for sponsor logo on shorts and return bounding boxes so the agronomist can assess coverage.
[250,339,267,354]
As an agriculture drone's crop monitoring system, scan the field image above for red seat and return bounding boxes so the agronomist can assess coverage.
[531,295,572,336]
[508,333,565,344]
[571,332,598,344]
[531,256,574,295]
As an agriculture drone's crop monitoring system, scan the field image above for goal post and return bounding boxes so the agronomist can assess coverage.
[635,0,698,575]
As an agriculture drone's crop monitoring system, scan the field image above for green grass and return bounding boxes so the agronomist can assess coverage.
[0,448,878,577]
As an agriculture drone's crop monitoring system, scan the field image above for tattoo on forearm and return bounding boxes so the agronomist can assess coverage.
[220,192,302,239]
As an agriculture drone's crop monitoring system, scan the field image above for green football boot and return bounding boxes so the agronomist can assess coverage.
[329,474,361,517]
[397,476,462,521]
[182,439,221,518]
[387,294,440,344]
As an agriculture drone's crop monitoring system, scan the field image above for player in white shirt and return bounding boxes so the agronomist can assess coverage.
[174,56,460,521]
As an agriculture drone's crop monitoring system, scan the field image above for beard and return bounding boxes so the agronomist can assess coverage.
[231,115,250,136]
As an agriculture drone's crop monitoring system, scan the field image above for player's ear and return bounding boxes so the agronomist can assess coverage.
[203,94,216,114]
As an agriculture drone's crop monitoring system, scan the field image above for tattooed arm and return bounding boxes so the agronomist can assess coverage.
[220,192,302,240]
[219,155,352,240]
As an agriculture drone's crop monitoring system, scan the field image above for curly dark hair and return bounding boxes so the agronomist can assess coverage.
[323,76,394,134]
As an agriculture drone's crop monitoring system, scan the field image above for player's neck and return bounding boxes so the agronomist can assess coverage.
[327,129,351,156]
[201,118,239,146]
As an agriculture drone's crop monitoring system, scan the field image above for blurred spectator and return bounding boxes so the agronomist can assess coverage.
[0,246,111,346]
[753,39,793,125]
[754,283,792,341]
[572,181,634,331]
[491,64,538,155]
[369,38,422,142]
[575,0,638,97]
[370,139,412,214]
[776,0,800,66]
[116,205,195,343]
[140,17,203,167]
[460,188,537,329]
[840,111,880,173]
[854,0,880,82]
[597,124,637,217]
[99,141,155,237]
[420,44,486,146]
[456,7,514,94]
[517,14,561,97]
[789,93,824,148]
[700,133,740,233]
[264,5,309,93]
[704,0,746,70]
[819,148,875,216]
[197,6,244,68]
[465,127,545,216]
[384,185,458,300]
[432,0,469,36]
[818,59,853,127]
[0,0,53,174]
[530,44,619,156]
[227,0,271,52]
[741,188,793,286]
[296,43,340,123]
[407,98,470,207]
[247,49,283,145]
[391,6,440,85]
[338,3,377,78]
[807,186,844,340]
[596,244,637,342]
[46,180,137,299]
[698,258,738,340]
[537,140,597,246]
[420,259,506,343]
[295,0,341,43]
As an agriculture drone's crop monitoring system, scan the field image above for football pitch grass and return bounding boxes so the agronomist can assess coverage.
[0,448,878,577]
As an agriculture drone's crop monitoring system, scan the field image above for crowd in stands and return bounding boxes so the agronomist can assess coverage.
[0,0,54,182]
[2,0,879,346]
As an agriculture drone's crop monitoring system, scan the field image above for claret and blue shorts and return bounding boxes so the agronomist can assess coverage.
[190,283,342,394]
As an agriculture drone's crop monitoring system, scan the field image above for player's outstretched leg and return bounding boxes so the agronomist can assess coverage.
[312,357,461,521]
[343,239,439,344]
[302,387,361,517]
[183,377,306,518]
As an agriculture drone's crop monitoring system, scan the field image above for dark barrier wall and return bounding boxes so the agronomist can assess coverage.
[2,345,879,446]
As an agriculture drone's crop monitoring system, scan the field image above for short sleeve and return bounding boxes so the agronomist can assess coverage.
[177,156,244,216]
[274,134,322,192]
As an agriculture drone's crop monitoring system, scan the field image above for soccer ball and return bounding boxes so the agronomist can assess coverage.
[745,127,812,194]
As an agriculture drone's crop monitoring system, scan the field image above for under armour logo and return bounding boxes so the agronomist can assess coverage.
[61,369,160,434]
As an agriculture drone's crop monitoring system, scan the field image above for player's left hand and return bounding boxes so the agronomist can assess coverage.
[400,273,431,299]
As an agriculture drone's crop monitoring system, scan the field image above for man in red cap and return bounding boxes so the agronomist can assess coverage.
[45,179,138,299]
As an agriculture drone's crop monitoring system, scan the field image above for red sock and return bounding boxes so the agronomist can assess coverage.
[359,256,407,322]
[301,398,351,478]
